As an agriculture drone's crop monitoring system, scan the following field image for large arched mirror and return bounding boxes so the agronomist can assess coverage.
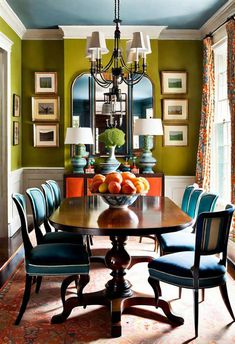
[71,73,153,156]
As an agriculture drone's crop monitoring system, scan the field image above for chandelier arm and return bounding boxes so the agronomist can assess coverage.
[121,72,146,86]
[92,74,112,88]
[99,53,115,73]
[119,54,133,73]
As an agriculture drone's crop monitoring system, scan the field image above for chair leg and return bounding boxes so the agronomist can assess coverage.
[86,235,92,256]
[15,274,32,325]
[201,288,205,302]
[77,274,90,300]
[193,289,199,338]
[179,287,182,299]
[35,276,42,294]
[61,275,77,305]
[139,236,143,243]
[219,283,235,320]
[89,235,93,246]
[148,277,161,303]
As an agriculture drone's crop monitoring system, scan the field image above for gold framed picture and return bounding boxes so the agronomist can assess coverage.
[163,124,188,146]
[13,94,20,117]
[161,71,187,94]
[35,72,57,94]
[32,96,60,121]
[13,121,20,145]
[163,99,188,121]
[33,123,59,147]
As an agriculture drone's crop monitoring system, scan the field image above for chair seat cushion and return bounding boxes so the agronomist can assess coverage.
[148,252,226,288]
[26,243,89,275]
[43,231,84,245]
[157,232,195,253]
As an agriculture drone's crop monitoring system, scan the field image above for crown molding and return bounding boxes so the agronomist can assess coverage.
[200,0,235,38]
[23,29,64,40]
[59,25,167,39]
[0,0,26,38]
[159,29,201,40]
[0,31,13,51]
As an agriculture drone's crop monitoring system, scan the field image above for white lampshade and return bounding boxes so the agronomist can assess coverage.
[134,118,163,136]
[89,31,109,54]
[126,40,138,63]
[143,35,151,54]
[130,32,146,51]
[65,127,94,145]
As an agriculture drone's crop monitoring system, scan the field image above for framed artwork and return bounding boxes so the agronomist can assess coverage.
[32,96,60,121]
[163,124,188,146]
[35,72,57,94]
[33,123,59,147]
[13,121,19,145]
[13,94,20,117]
[161,71,187,94]
[163,99,188,120]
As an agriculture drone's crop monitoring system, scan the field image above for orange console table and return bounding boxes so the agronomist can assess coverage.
[64,173,164,198]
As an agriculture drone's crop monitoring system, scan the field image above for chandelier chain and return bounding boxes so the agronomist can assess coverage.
[114,0,120,22]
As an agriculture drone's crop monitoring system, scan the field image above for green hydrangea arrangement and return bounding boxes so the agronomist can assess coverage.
[99,128,125,148]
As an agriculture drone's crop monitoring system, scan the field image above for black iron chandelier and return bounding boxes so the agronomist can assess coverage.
[85,0,152,103]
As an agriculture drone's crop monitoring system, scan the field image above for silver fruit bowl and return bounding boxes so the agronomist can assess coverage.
[98,193,140,208]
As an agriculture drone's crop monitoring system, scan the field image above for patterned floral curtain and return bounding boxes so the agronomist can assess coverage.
[195,37,215,191]
[226,19,235,240]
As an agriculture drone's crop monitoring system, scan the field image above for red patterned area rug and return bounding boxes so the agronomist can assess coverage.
[0,237,235,344]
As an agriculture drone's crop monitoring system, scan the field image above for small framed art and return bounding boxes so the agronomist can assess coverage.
[32,96,60,121]
[163,124,188,146]
[13,94,20,117]
[13,121,19,145]
[163,99,188,121]
[35,72,57,94]
[161,71,187,94]
[33,123,59,147]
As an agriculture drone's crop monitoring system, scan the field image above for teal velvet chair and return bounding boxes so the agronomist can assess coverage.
[157,192,219,255]
[148,205,235,338]
[41,183,55,218]
[45,179,61,209]
[139,184,199,251]
[26,187,85,246]
[12,193,90,325]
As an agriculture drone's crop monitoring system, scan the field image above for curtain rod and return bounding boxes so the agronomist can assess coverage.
[204,14,235,39]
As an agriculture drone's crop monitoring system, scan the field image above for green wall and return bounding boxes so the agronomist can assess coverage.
[157,40,202,175]
[21,38,202,175]
[0,18,22,170]
[22,40,64,166]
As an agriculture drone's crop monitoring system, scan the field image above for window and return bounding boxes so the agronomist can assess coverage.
[211,41,231,203]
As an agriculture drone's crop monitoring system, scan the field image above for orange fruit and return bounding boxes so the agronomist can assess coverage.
[105,172,123,185]
[121,172,136,183]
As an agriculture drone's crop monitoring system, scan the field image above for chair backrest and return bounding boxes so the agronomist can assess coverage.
[12,193,33,258]
[194,204,235,266]
[26,187,50,244]
[46,180,61,209]
[197,192,218,215]
[41,183,54,217]
[181,184,197,213]
[186,188,204,220]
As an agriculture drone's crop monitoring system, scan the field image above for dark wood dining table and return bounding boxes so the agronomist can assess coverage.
[49,195,193,337]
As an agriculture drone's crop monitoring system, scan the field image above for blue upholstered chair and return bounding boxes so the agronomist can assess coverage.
[148,205,235,338]
[157,192,219,255]
[45,179,61,209]
[139,184,199,251]
[12,193,90,325]
[26,187,85,246]
[41,183,55,218]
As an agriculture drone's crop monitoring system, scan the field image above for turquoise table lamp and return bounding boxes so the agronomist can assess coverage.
[134,118,163,173]
[65,127,94,173]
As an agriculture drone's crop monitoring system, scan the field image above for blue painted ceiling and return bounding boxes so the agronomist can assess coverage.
[6,0,228,30]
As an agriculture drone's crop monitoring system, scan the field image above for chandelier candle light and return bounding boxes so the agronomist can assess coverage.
[134,118,163,174]
[65,127,94,173]
[86,0,152,120]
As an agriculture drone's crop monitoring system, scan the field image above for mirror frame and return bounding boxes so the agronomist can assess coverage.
[71,72,154,157]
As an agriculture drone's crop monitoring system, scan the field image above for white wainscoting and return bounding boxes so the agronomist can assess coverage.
[9,170,194,236]
[164,175,196,206]
[9,167,64,237]
[8,168,24,236]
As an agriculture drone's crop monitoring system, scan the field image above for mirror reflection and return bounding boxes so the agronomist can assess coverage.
[71,73,153,156]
